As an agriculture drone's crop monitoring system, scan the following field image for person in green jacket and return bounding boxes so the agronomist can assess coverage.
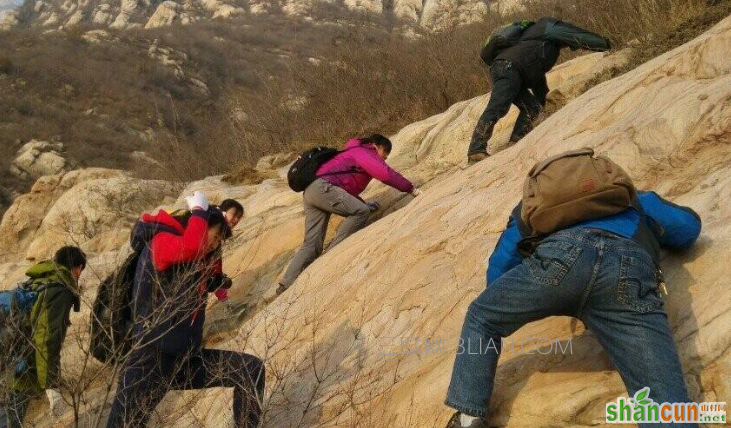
[0,246,86,428]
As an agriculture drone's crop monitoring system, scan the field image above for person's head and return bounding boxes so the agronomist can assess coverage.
[219,199,244,228]
[361,134,392,160]
[54,246,87,281]
[205,208,232,253]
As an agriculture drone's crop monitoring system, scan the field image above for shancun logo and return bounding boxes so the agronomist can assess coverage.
[606,387,726,424]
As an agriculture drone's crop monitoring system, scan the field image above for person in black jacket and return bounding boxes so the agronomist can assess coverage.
[467,18,611,164]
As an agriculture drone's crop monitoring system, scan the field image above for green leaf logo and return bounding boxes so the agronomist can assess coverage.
[633,387,652,407]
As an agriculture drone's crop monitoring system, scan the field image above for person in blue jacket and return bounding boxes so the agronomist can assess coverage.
[445,191,702,428]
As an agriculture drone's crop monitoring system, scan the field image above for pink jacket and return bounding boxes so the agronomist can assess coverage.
[316,139,414,197]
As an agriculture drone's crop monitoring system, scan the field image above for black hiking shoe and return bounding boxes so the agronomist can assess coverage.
[467,152,490,165]
[446,412,487,428]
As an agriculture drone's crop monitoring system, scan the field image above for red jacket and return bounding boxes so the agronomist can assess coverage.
[131,210,215,355]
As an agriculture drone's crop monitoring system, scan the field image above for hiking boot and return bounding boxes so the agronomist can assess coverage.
[276,283,288,295]
[467,152,490,165]
[446,412,488,428]
[262,284,286,305]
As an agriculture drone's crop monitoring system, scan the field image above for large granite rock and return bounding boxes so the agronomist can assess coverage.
[3,0,525,30]
[0,168,180,262]
[3,14,731,428]
[9,140,73,181]
[172,14,731,428]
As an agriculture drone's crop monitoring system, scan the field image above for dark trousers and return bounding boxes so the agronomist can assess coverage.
[106,348,265,428]
[0,391,29,428]
[468,60,542,156]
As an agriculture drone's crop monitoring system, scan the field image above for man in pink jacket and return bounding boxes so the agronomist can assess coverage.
[278,134,420,293]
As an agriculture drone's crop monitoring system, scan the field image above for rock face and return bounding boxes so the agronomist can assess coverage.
[0,168,180,262]
[3,0,522,30]
[172,14,731,428]
[2,14,731,428]
[9,140,73,181]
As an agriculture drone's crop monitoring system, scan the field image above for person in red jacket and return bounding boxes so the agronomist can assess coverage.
[278,134,420,295]
[167,198,244,302]
[106,192,264,428]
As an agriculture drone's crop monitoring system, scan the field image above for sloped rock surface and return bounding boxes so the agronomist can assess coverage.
[2,15,730,428]
[173,15,731,428]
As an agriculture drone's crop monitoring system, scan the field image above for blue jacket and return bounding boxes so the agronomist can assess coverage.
[487,191,702,285]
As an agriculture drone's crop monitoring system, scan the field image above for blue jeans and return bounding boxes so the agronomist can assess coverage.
[445,228,695,428]
[0,391,29,428]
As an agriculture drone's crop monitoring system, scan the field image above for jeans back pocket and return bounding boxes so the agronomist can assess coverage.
[617,255,664,313]
[526,241,583,286]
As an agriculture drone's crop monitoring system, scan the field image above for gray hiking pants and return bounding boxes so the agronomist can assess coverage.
[281,179,370,287]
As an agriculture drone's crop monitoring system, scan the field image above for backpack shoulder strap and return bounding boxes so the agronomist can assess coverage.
[316,146,361,178]
[512,202,547,258]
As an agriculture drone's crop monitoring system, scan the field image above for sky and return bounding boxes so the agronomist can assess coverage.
[0,0,23,17]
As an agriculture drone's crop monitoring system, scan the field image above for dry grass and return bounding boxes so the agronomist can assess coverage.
[0,0,726,200]
[216,0,719,179]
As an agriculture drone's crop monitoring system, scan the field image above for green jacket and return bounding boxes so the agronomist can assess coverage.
[12,261,79,393]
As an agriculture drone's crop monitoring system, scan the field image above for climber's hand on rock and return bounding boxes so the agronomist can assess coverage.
[411,188,422,197]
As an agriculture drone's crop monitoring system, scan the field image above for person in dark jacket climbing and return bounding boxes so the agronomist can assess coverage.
[277,134,420,295]
[1,246,86,428]
[467,18,611,164]
[444,191,702,427]
[105,192,264,428]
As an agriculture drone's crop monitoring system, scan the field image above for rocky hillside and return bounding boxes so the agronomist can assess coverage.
[1,11,729,428]
[1,0,522,30]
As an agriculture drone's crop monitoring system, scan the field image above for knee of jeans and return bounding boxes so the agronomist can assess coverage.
[466,300,506,337]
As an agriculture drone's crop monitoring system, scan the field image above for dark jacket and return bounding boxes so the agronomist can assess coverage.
[487,191,702,285]
[130,209,215,356]
[13,262,80,393]
[491,18,611,103]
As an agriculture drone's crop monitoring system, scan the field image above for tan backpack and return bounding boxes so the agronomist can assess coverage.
[521,148,637,235]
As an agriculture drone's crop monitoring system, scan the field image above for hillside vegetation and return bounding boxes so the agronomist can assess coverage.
[1,0,728,205]
[1,8,730,427]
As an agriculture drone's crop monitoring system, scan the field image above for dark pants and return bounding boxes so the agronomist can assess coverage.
[0,391,29,428]
[445,229,694,427]
[106,348,265,428]
[468,60,542,156]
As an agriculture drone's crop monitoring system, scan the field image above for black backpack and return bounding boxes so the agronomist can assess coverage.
[287,147,341,192]
[480,20,534,66]
[89,252,138,364]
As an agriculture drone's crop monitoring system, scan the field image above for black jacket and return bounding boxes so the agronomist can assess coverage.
[489,18,611,103]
